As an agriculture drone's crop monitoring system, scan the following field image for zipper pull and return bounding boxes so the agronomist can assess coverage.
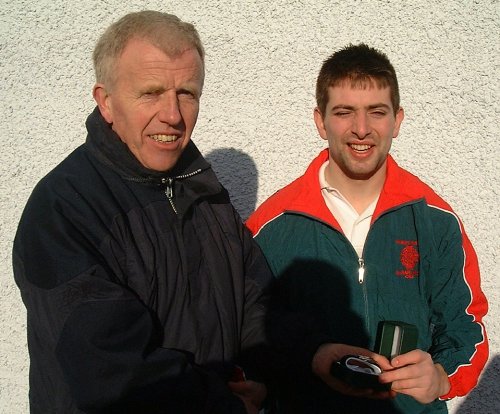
[162,177,178,215]
[164,177,173,199]
[358,258,365,284]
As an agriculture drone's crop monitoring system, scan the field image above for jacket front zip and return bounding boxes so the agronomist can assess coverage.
[358,258,365,284]
[163,177,177,214]
[162,169,203,215]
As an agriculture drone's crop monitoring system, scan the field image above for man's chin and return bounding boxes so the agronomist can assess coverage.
[343,162,386,182]
[140,156,182,172]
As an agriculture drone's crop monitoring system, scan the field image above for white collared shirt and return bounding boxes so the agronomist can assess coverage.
[319,161,379,258]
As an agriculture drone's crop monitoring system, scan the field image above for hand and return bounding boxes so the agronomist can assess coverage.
[228,380,267,414]
[378,349,450,404]
[311,343,395,399]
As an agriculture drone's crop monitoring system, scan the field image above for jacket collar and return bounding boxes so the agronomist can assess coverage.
[281,149,425,226]
[85,107,210,181]
[84,107,225,214]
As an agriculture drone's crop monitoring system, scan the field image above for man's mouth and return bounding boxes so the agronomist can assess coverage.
[349,144,372,152]
[150,134,179,143]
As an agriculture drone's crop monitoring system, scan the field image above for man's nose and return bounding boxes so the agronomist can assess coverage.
[351,113,371,138]
[158,93,182,125]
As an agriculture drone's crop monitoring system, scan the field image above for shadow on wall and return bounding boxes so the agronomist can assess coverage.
[205,148,258,221]
[455,354,500,413]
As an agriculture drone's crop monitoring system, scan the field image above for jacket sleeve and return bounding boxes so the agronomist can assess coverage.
[240,224,273,350]
[13,183,245,413]
[426,210,488,399]
[243,217,331,383]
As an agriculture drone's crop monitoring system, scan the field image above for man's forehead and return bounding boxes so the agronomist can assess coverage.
[327,81,393,109]
[327,82,391,98]
[332,77,389,91]
[121,38,198,60]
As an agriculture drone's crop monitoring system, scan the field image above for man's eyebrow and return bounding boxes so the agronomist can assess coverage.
[331,104,355,111]
[367,103,392,110]
[140,85,165,93]
[330,103,392,111]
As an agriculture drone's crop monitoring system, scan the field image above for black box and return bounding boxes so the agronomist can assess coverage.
[330,321,418,391]
[330,355,390,391]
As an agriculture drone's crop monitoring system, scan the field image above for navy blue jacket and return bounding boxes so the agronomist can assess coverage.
[13,108,273,413]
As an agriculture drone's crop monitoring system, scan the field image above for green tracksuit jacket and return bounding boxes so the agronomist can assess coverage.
[246,149,488,414]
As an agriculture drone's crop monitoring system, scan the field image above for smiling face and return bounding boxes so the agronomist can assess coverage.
[93,38,204,172]
[314,80,404,188]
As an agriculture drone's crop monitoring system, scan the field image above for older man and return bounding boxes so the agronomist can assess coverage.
[13,11,271,413]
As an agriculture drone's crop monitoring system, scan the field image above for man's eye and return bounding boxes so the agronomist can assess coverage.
[371,110,387,117]
[178,89,195,98]
[142,91,158,97]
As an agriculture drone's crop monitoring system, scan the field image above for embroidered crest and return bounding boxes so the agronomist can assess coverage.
[395,240,419,279]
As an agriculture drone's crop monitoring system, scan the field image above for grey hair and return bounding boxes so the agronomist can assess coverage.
[93,10,205,87]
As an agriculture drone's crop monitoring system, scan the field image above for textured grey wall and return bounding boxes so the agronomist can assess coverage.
[1,0,498,412]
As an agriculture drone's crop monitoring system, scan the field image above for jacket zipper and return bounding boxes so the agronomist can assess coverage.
[358,258,365,284]
[358,256,370,330]
[162,169,202,215]
[163,177,177,214]
[358,226,372,331]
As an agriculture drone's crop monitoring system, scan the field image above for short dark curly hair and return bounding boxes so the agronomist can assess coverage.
[316,43,400,116]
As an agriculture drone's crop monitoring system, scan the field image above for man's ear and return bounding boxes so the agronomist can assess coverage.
[314,107,327,141]
[93,84,113,124]
[392,106,405,138]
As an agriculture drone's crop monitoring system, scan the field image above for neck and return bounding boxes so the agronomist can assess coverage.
[324,162,386,214]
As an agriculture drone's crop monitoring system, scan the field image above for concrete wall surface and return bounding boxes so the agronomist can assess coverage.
[1,0,498,412]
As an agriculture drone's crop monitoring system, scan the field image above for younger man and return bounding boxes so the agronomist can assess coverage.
[247,44,488,413]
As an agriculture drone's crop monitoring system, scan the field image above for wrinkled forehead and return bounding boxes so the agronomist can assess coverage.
[129,34,204,67]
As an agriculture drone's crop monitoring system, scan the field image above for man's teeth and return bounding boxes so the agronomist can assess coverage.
[150,134,178,143]
[350,144,371,151]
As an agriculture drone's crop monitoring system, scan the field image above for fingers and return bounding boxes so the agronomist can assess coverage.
[379,349,431,383]
[378,351,450,404]
[227,380,252,394]
[311,343,395,400]
[325,374,395,400]
[312,343,391,376]
[313,345,449,404]
[391,348,427,368]
[228,380,267,397]
[368,353,393,371]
